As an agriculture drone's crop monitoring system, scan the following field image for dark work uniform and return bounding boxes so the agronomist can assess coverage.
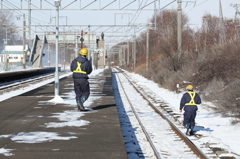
[180,91,201,128]
[70,56,92,101]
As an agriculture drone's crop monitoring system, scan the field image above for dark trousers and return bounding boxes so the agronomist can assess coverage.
[183,106,198,127]
[73,78,90,100]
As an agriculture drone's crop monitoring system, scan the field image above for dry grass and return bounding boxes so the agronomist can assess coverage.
[133,41,240,120]
[112,10,240,121]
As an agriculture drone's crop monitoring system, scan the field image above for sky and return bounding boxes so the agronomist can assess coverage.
[1,0,238,45]
[0,67,240,158]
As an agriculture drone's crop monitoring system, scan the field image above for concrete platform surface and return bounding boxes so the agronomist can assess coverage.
[0,68,127,159]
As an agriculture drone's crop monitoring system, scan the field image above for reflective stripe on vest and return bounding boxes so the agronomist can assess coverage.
[73,62,87,74]
[185,91,197,105]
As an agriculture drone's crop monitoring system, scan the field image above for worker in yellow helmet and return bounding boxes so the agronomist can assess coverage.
[180,85,201,136]
[70,48,92,111]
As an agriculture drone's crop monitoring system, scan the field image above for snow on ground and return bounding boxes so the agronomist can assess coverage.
[1,67,240,158]
[113,69,203,158]
[0,72,72,102]
[122,69,240,157]
[0,148,14,156]
[9,132,77,143]
[0,69,103,156]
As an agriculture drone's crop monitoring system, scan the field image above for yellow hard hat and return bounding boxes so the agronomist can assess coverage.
[79,48,88,56]
[186,85,193,90]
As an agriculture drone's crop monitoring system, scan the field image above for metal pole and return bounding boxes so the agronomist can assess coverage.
[134,27,136,72]
[119,49,121,65]
[92,48,95,70]
[48,43,51,66]
[177,0,182,68]
[64,32,66,71]
[146,27,149,70]
[23,14,26,69]
[154,0,156,30]
[123,45,125,66]
[219,0,225,44]
[6,27,7,46]
[132,40,134,70]
[127,41,129,65]
[54,4,59,97]
[5,26,8,71]
[75,34,78,57]
[81,30,83,49]
[88,25,90,59]
[28,0,31,47]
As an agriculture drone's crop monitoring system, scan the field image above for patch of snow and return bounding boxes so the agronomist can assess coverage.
[0,148,14,156]
[11,132,77,143]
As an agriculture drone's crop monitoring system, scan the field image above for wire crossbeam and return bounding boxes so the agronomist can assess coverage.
[0,0,160,10]
[31,24,147,34]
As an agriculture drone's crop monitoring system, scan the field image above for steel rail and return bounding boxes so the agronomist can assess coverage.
[114,67,162,159]
[115,67,209,159]
[0,74,53,90]
[0,74,55,94]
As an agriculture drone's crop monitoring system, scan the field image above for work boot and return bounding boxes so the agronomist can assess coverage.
[190,126,195,136]
[186,128,190,136]
[189,129,194,136]
[78,97,85,111]
[76,100,81,111]
[185,123,190,136]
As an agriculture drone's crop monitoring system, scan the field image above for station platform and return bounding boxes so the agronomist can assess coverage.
[0,68,128,159]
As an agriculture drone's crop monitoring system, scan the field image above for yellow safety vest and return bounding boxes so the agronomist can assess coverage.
[185,91,197,105]
[73,62,87,74]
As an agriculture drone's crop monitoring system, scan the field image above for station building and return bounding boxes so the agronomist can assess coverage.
[0,45,30,62]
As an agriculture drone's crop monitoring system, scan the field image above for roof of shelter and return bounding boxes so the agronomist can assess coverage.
[0,45,30,54]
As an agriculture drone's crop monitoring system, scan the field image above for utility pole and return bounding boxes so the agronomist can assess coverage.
[146,27,149,70]
[92,47,95,70]
[127,41,129,66]
[202,16,209,50]
[219,0,225,44]
[123,45,125,65]
[54,0,61,97]
[233,4,240,40]
[48,43,51,66]
[177,0,182,69]
[63,29,66,71]
[88,25,90,60]
[3,25,9,71]
[80,30,83,49]
[119,48,121,65]
[131,40,134,70]
[23,14,26,69]
[154,0,156,30]
[28,0,31,47]
[75,34,79,57]
[133,27,136,72]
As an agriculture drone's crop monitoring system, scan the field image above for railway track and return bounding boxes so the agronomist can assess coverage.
[113,67,212,159]
[0,71,69,95]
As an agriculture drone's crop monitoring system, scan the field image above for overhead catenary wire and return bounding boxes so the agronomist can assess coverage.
[1,2,53,34]
[3,1,50,26]
[112,0,149,45]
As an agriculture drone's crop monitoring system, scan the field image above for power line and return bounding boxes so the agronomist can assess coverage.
[1,2,53,33]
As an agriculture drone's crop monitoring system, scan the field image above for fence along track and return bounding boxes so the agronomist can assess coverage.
[114,67,208,159]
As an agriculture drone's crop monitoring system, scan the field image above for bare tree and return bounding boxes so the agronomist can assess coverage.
[0,10,21,51]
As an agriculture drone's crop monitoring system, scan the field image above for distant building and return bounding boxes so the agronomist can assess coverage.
[0,45,30,63]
